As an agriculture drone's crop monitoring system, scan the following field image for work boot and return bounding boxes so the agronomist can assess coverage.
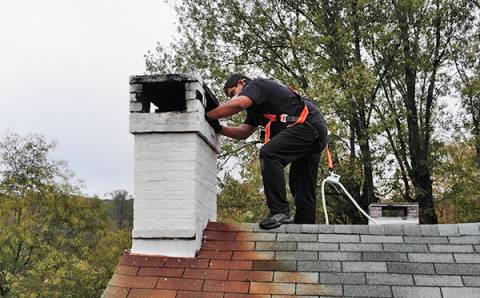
[259,213,293,230]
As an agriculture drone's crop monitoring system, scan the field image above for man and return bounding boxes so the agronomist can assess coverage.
[206,74,328,229]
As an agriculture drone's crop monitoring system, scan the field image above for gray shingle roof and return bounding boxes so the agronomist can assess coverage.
[104,222,480,297]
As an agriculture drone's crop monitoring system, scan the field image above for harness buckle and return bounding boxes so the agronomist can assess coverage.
[279,114,288,122]
[258,125,266,143]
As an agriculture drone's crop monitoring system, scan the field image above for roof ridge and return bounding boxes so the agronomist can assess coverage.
[206,222,480,237]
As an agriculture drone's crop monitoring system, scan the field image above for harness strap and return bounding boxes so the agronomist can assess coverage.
[262,105,309,144]
[326,143,333,171]
[288,85,301,96]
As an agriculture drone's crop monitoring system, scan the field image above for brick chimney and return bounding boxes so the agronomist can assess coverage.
[129,74,220,257]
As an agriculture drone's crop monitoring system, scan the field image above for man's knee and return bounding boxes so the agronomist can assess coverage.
[259,144,273,160]
[260,144,288,170]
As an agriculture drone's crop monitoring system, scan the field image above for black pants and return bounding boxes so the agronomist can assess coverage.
[259,122,327,224]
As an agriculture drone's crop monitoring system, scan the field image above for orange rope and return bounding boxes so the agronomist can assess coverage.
[326,143,333,171]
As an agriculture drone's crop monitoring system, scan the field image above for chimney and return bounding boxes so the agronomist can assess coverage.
[129,74,220,257]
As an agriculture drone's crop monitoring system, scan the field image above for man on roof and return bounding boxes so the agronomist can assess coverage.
[206,74,328,229]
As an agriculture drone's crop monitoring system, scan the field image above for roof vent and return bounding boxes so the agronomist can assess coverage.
[368,203,419,225]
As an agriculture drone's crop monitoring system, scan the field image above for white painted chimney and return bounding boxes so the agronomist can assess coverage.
[128,74,220,257]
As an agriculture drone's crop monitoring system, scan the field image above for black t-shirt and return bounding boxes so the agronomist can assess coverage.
[241,78,326,138]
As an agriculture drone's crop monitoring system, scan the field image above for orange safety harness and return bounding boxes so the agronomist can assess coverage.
[262,105,309,144]
[261,86,309,144]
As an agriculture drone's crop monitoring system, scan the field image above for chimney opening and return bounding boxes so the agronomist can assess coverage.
[142,81,187,113]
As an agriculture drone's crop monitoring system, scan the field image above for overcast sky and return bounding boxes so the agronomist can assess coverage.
[0,0,178,197]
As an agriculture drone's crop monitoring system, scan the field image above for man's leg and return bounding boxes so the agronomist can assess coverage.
[259,124,319,216]
[289,152,321,224]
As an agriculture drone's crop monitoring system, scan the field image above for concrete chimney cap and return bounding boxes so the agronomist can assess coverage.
[129,73,204,85]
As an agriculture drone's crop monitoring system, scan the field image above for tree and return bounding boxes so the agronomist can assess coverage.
[366,0,476,222]
[217,159,268,223]
[0,133,130,297]
[108,190,133,229]
[150,0,480,223]
[454,23,480,163]
[434,139,480,222]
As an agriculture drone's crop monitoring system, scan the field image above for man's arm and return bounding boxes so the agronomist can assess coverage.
[206,96,253,120]
[221,124,257,140]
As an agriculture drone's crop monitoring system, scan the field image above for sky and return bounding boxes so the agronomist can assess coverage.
[0,0,178,197]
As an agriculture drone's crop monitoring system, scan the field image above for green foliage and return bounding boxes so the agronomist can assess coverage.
[0,133,130,297]
[454,34,480,164]
[434,140,480,223]
[217,162,268,223]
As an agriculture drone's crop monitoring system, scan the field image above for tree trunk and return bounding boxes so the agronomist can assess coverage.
[359,140,375,206]
[117,199,125,228]
[349,123,364,223]
[416,172,437,223]
[396,3,438,224]
[351,0,376,210]
[473,99,480,164]
[405,74,437,223]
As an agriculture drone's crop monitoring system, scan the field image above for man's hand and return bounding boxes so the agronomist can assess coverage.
[205,115,223,134]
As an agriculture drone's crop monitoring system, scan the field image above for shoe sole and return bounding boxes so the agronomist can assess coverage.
[259,217,294,230]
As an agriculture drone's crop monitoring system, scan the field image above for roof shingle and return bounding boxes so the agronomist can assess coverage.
[103,222,480,297]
